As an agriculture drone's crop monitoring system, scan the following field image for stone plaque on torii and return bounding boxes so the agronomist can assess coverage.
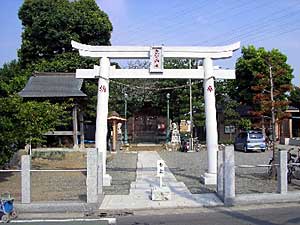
[71,40,240,189]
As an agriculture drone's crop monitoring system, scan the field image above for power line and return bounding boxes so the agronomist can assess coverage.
[218,12,300,45]
[125,0,274,45]
[113,0,212,43]
[109,78,203,91]
[117,0,241,45]
[158,0,269,44]
[199,1,298,45]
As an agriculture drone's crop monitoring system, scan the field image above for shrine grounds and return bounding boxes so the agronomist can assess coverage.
[1,147,300,203]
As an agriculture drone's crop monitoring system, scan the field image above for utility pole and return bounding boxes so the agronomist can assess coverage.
[270,65,276,177]
[189,59,193,151]
[166,93,170,144]
[124,92,128,145]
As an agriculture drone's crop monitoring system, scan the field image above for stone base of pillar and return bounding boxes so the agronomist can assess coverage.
[201,172,217,185]
[103,174,112,186]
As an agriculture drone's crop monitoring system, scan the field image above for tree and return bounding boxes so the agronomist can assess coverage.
[0,0,114,165]
[289,85,300,109]
[234,46,293,128]
[0,62,69,165]
[239,118,252,131]
[18,0,112,67]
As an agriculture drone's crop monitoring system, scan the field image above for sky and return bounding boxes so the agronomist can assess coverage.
[0,0,299,86]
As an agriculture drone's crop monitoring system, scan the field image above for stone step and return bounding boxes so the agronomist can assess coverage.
[128,145,164,152]
[130,181,188,190]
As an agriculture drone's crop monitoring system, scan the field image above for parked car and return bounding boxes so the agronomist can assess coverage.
[234,130,266,153]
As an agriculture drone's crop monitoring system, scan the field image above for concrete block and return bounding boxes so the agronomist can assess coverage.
[103,174,112,187]
[151,186,171,201]
[217,150,224,200]
[21,155,31,204]
[97,152,103,194]
[224,146,235,206]
[277,150,287,194]
[87,148,98,203]
[200,173,217,185]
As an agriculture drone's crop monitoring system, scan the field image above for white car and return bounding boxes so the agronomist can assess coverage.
[234,130,266,153]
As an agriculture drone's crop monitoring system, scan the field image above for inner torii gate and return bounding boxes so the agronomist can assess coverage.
[72,40,240,188]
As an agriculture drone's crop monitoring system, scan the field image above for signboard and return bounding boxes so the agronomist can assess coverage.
[224,125,235,134]
[157,160,165,177]
[150,46,163,73]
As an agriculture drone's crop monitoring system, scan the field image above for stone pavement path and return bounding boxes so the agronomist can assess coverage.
[99,151,222,211]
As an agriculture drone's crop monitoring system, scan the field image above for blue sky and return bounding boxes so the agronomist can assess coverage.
[0,0,299,86]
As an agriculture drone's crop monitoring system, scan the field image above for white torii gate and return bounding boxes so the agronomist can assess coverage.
[72,40,240,187]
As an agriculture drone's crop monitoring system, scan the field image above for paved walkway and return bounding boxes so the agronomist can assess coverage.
[100,151,222,211]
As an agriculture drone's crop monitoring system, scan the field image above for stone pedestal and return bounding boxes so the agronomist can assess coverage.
[151,186,171,201]
[103,174,112,187]
[201,172,217,185]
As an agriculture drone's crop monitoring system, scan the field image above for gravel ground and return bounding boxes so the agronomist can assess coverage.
[160,148,300,194]
[2,147,300,202]
[104,152,137,195]
[0,152,87,202]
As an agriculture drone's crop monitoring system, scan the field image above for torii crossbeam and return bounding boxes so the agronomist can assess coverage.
[72,40,240,190]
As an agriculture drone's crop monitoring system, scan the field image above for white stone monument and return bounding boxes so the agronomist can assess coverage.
[151,160,171,201]
[171,123,181,144]
[71,41,240,186]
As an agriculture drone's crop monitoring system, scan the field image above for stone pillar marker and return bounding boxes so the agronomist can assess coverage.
[96,57,112,186]
[72,104,78,149]
[87,149,99,203]
[201,57,218,185]
[21,155,31,204]
[217,150,224,200]
[277,150,287,194]
[224,146,235,206]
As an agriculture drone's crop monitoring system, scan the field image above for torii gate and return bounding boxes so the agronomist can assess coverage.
[72,40,240,188]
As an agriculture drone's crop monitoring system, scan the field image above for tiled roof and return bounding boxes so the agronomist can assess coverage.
[19,72,87,98]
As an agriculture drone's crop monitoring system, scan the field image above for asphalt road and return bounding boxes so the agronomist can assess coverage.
[9,219,112,225]
[10,204,300,225]
[117,204,300,225]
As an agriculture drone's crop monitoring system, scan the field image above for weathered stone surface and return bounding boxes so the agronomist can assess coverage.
[151,186,171,201]
[21,155,31,204]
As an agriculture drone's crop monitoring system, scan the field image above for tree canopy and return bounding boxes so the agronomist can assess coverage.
[233,46,293,126]
[18,0,112,67]
[289,85,300,109]
[0,0,113,165]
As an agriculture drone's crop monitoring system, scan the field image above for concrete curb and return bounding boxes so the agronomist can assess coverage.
[13,192,300,214]
[234,192,300,205]
[15,201,101,213]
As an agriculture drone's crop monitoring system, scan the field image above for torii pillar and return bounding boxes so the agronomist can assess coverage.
[96,57,112,187]
[201,58,218,184]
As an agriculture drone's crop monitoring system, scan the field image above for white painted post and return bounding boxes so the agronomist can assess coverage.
[202,57,218,185]
[224,146,235,206]
[96,57,112,186]
[87,149,98,203]
[21,155,31,204]
[217,150,224,200]
[277,150,287,194]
